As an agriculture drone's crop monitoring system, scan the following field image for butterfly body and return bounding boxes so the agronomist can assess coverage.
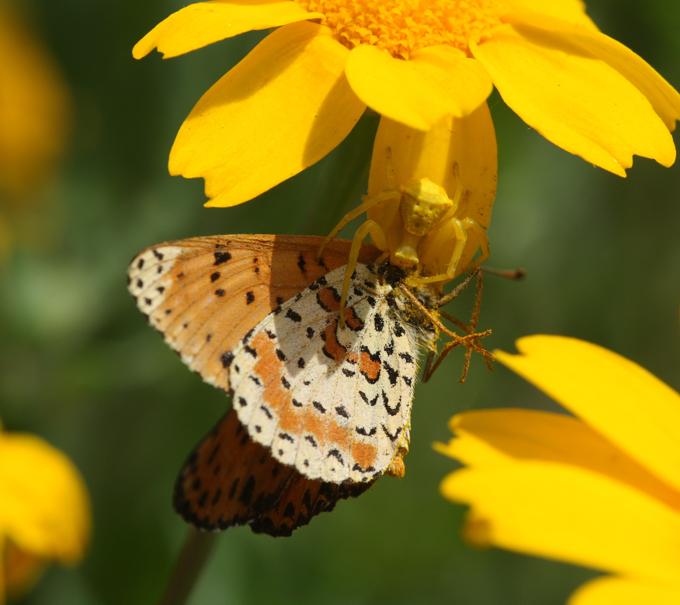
[128,235,438,535]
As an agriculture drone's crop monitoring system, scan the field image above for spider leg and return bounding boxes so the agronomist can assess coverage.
[338,219,388,327]
[318,191,400,259]
[410,219,489,287]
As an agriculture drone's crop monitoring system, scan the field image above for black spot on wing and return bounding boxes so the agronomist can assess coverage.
[383,361,399,386]
[297,253,307,274]
[359,391,378,406]
[214,251,232,265]
[382,425,402,442]
[221,352,234,368]
[286,308,302,323]
[382,391,401,416]
[374,313,385,332]
[399,352,414,364]
[327,449,344,464]
[356,426,376,437]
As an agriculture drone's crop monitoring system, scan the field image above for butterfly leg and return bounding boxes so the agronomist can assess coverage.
[338,219,388,327]
[428,273,494,382]
[421,350,435,383]
[398,282,492,382]
[436,268,480,308]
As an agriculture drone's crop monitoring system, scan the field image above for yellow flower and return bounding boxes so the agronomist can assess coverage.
[0,5,69,199]
[134,1,680,208]
[323,110,497,298]
[0,425,90,602]
[365,110,497,281]
[437,335,680,605]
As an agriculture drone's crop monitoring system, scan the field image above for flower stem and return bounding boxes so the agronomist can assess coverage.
[158,529,217,605]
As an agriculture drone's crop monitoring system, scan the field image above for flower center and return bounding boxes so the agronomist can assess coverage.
[297,0,504,59]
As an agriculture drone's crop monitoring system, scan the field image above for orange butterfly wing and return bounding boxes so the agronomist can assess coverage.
[128,234,380,392]
[174,410,373,536]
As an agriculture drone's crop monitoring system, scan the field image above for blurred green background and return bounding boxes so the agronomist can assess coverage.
[1,1,678,604]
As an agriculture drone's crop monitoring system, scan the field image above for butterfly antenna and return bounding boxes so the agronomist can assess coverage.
[481,266,526,280]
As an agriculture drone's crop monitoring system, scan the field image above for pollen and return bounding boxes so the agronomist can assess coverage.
[297,0,504,59]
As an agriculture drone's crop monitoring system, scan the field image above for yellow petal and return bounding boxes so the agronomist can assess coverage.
[442,461,680,584]
[563,30,680,132]
[435,409,680,509]
[472,25,676,174]
[504,0,598,30]
[495,336,680,494]
[569,577,680,605]
[133,0,321,59]
[169,22,365,207]
[0,432,90,563]
[503,13,680,131]
[346,45,492,131]
[367,104,497,276]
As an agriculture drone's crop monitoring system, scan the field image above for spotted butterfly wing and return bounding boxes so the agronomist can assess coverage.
[228,263,428,484]
[174,410,371,536]
[128,235,378,390]
[128,235,381,534]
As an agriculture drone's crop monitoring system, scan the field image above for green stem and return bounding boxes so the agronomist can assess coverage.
[158,529,217,605]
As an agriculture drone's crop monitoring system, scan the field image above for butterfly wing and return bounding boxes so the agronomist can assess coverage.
[228,264,424,484]
[174,410,373,536]
[127,234,380,391]
[129,234,383,534]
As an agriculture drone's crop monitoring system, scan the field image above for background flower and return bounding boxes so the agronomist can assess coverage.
[439,336,680,605]
[0,4,69,200]
[0,4,70,264]
[135,0,680,207]
[0,425,90,602]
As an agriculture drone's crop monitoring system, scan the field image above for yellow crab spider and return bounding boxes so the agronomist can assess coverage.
[319,165,489,320]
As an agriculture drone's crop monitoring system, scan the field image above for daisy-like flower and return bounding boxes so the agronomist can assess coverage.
[437,335,680,605]
[323,109,497,299]
[0,5,69,199]
[363,109,497,281]
[0,424,90,602]
[134,1,680,208]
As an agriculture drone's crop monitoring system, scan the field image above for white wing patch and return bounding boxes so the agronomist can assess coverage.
[226,264,424,484]
[128,244,183,318]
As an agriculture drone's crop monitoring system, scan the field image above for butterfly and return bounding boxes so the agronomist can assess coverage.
[128,234,487,536]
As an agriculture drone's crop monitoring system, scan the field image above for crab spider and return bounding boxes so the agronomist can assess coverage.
[319,166,489,318]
